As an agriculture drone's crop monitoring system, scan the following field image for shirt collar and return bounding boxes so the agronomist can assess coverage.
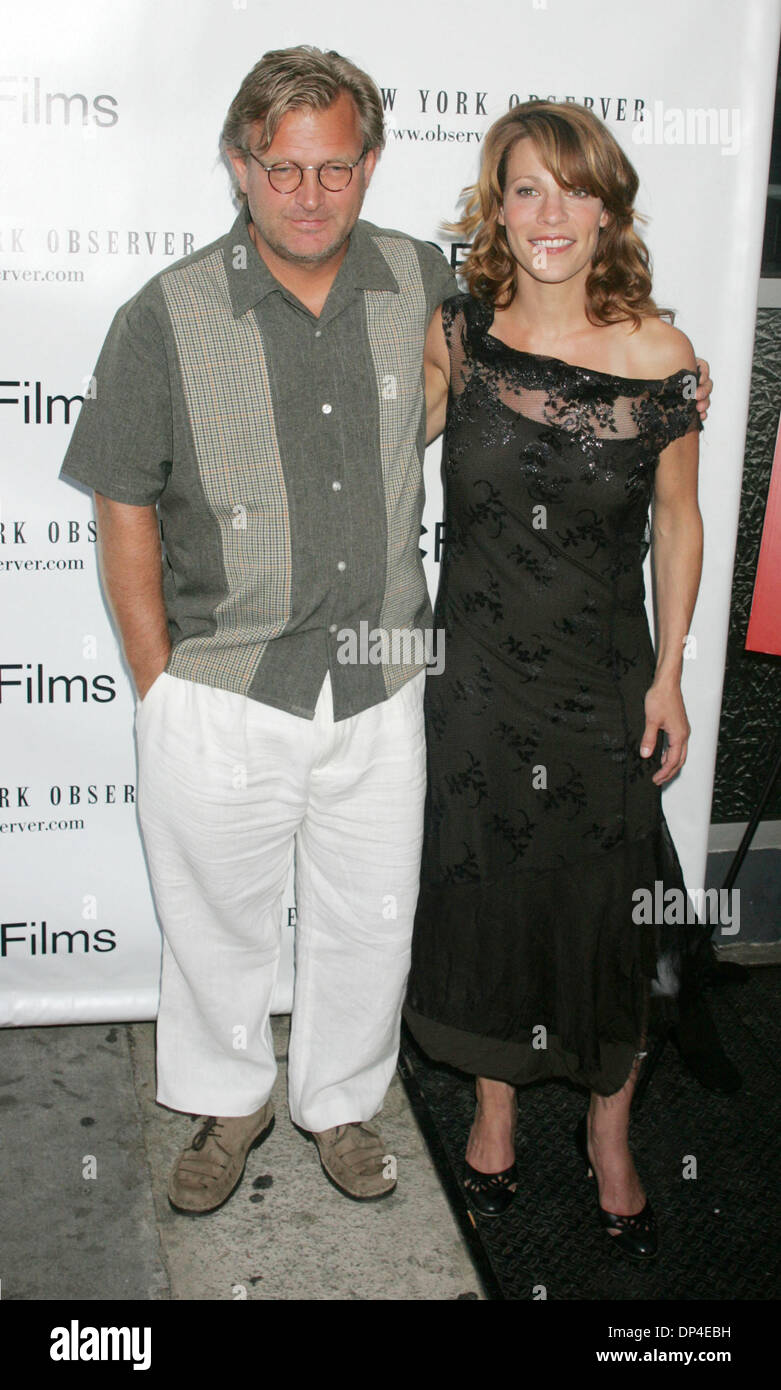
[223,207,399,319]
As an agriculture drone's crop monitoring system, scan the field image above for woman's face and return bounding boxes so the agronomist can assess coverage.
[498,136,609,288]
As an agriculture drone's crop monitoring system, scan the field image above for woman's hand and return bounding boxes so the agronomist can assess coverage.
[640,678,691,786]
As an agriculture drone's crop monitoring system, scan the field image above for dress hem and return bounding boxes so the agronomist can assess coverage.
[403,1003,642,1096]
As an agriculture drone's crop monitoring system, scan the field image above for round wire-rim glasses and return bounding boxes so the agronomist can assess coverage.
[246,149,367,194]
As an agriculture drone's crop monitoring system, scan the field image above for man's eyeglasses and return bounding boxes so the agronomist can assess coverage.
[245,150,366,194]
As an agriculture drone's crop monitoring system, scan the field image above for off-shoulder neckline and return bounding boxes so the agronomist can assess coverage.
[448,293,693,390]
[484,332,691,389]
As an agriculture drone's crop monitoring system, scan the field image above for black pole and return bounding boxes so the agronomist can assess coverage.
[721,734,781,893]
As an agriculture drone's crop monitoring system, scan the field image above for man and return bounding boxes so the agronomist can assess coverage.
[60,46,713,1214]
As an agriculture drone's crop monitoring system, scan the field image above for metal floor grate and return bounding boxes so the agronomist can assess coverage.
[399,966,781,1300]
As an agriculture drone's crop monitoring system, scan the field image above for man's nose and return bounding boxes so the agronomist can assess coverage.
[294,168,326,210]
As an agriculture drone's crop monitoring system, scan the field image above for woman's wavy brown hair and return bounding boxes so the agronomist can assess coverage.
[452,100,671,328]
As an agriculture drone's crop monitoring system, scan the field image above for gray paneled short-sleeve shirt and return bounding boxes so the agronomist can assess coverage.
[60,208,456,720]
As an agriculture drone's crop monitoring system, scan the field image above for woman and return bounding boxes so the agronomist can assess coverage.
[404,101,704,1259]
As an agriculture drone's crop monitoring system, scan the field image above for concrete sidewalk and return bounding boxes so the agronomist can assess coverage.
[1,1017,483,1301]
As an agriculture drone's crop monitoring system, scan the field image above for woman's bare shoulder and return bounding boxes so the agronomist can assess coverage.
[623,315,696,379]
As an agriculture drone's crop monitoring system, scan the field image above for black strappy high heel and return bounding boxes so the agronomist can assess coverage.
[463,1158,518,1217]
[574,1114,658,1259]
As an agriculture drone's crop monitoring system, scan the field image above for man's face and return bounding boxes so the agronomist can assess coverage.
[228,91,378,270]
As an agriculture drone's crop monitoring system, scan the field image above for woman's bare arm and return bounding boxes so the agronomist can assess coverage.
[644,422,703,786]
[625,322,704,785]
[94,494,171,700]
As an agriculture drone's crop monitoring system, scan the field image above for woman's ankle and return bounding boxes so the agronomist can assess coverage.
[475,1076,517,1114]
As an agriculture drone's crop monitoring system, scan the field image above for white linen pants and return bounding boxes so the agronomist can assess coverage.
[135,668,426,1131]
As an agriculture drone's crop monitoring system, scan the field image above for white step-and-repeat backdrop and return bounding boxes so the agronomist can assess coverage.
[2,0,779,1024]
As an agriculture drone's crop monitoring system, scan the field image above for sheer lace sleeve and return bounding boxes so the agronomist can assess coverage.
[637,371,703,456]
[440,293,474,399]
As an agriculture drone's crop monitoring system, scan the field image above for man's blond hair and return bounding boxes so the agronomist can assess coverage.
[222,45,385,202]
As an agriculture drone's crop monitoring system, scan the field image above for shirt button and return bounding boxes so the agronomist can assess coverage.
[337,560,346,572]
[332,480,342,491]
[329,623,337,633]
[315,330,322,338]
[321,403,332,415]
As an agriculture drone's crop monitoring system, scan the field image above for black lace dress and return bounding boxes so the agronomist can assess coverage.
[404,292,702,1096]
